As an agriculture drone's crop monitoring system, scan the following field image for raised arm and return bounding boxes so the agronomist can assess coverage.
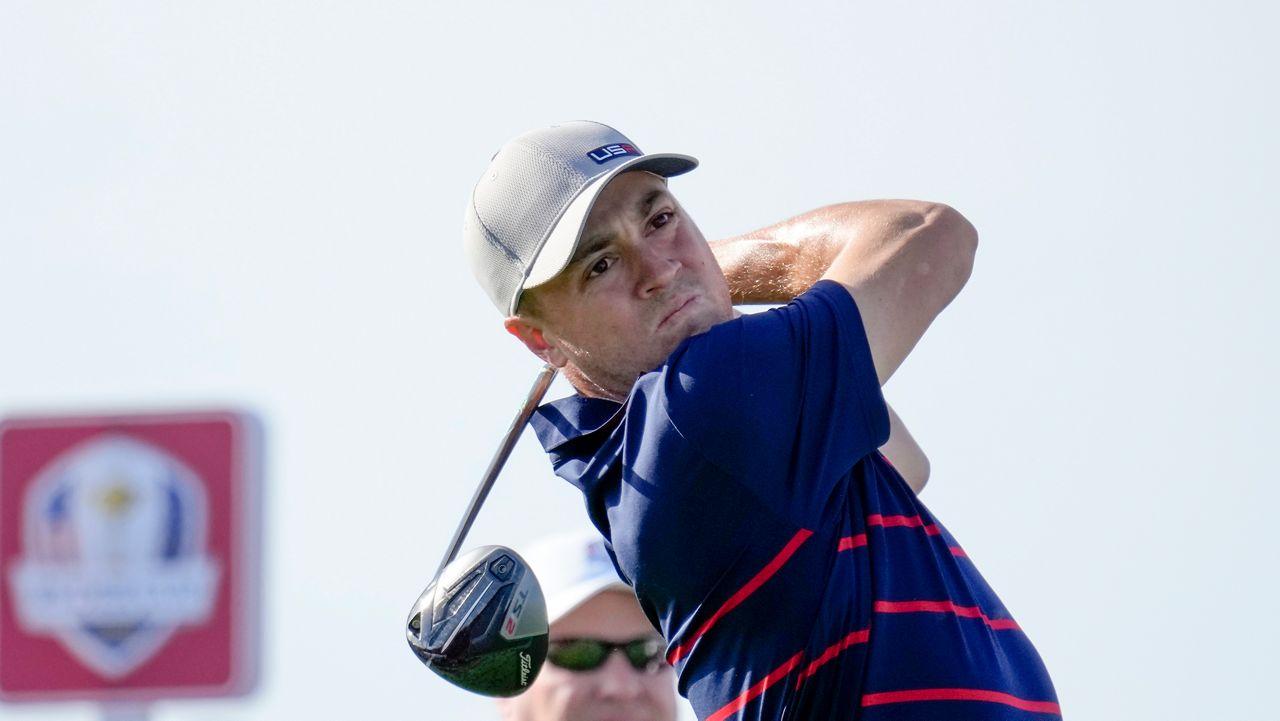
[710,200,977,494]
[711,200,978,386]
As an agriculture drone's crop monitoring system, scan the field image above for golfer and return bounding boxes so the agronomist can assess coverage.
[464,121,1059,720]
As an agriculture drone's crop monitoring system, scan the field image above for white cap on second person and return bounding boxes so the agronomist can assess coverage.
[518,529,632,626]
[463,120,699,316]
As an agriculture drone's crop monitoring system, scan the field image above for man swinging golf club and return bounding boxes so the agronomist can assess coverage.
[460,120,1059,720]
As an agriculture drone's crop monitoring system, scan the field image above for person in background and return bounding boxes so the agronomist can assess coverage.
[496,529,678,721]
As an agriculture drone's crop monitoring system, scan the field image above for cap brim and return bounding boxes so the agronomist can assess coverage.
[518,153,698,306]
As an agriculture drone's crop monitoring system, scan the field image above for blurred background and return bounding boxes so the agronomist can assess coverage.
[2,0,1277,718]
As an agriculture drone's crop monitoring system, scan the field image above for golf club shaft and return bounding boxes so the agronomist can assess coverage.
[436,364,558,576]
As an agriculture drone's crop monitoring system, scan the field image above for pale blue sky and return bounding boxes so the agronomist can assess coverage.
[2,1,1277,719]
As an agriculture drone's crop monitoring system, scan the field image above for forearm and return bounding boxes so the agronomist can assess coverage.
[715,198,977,384]
[710,236,818,305]
[711,200,938,304]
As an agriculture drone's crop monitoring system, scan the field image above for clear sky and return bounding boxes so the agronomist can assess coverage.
[2,1,1277,719]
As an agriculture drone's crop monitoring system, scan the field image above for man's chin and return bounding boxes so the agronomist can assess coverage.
[678,305,732,340]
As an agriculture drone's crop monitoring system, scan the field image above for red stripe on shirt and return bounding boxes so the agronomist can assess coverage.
[842,535,960,557]
[838,534,867,551]
[705,651,806,721]
[861,687,1061,715]
[874,600,1021,631]
[867,513,941,535]
[794,628,871,689]
[667,529,813,665]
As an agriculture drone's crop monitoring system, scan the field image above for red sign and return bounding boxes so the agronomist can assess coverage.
[0,411,261,702]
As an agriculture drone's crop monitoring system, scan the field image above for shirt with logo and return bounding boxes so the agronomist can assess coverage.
[530,280,1060,720]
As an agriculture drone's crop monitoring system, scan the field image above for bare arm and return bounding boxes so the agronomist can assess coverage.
[711,200,977,494]
[881,403,929,493]
[711,200,978,385]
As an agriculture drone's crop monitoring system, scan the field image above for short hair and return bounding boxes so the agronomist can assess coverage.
[514,286,543,320]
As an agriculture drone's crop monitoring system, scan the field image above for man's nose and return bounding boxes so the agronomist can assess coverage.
[634,244,679,298]
[593,651,646,700]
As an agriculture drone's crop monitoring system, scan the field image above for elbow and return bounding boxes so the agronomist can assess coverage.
[920,203,978,300]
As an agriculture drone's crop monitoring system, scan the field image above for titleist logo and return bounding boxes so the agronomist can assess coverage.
[519,652,532,685]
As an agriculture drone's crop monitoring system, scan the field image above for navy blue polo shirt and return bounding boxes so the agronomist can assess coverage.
[530,280,1059,720]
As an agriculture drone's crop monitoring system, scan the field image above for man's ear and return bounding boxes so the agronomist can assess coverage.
[503,316,567,368]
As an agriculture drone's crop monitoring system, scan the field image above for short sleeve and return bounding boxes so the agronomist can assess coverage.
[661,280,890,517]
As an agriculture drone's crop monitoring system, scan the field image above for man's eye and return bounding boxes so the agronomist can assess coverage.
[588,257,612,277]
[651,211,673,229]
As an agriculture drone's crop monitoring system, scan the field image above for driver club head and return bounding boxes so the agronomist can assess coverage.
[406,545,548,697]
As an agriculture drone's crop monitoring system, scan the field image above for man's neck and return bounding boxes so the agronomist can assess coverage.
[563,365,631,404]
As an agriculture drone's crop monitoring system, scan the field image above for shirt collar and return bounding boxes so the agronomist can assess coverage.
[530,394,625,453]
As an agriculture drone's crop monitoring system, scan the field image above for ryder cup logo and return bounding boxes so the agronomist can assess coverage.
[7,435,220,679]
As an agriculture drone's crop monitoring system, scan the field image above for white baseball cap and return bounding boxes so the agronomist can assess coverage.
[518,529,632,626]
[463,120,698,316]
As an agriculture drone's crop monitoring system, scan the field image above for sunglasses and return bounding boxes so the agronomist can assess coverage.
[546,637,667,673]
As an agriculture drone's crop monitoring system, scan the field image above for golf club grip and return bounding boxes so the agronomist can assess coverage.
[436,364,558,576]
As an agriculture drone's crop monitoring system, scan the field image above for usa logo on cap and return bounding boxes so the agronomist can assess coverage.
[587,143,641,164]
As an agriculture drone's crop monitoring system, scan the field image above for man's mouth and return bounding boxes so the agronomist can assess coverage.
[658,296,695,329]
